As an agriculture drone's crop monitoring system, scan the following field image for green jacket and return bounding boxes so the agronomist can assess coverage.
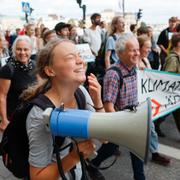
[163,51,180,73]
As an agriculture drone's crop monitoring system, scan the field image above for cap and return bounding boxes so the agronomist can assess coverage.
[169,16,178,22]
[54,22,71,32]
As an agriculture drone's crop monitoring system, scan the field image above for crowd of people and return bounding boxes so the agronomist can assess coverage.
[0,13,179,180]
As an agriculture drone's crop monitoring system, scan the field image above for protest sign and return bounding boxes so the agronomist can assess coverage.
[137,69,180,121]
[76,43,95,63]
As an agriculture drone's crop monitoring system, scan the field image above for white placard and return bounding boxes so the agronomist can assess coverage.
[76,43,95,63]
[137,69,180,121]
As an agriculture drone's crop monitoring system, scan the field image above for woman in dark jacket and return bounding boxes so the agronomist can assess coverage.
[0,35,37,131]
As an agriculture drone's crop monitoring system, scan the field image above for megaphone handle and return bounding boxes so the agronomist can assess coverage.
[72,138,89,180]
[79,152,89,180]
[54,143,68,180]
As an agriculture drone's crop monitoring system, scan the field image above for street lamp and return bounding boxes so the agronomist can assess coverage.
[118,0,125,17]
[137,9,143,22]
[76,0,86,23]
[25,12,28,23]
[122,0,125,17]
[30,8,34,16]
[76,0,82,8]
[82,4,86,21]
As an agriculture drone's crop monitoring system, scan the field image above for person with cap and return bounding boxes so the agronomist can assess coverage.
[83,13,102,57]
[157,16,178,69]
[82,13,102,77]
[54,22,71,39]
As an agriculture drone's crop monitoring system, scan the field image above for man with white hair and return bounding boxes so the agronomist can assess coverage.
[87,33,170,180]
[104,33,145,180]
[87,33,145,180]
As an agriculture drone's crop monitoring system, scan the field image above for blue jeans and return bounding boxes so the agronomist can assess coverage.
[91,143,146,180]
[129,120,158,180]
[130,153,145,180]
[150,121,158,153]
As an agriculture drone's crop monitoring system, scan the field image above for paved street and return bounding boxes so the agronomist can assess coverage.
[0,114,179,180]
[102,114,180,180]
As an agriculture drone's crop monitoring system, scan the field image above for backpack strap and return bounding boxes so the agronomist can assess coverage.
[30,88,86,111]
[74,87,86,110]
[108,35,117,64]
[107,66,136,90]
[30,94,55,110]
[111,34,117,41]
[30,94,68,179]
[107,66,123,89]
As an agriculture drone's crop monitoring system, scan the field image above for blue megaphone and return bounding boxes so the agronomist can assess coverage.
[43,98,151,162]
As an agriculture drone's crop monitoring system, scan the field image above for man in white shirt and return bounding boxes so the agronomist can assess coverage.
[83,13,102,78]
[83,13,102,56]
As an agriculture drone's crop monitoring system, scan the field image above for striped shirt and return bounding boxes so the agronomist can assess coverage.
[103,61,137,110]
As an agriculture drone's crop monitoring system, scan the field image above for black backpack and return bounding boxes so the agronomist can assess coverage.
[0,88,86,178]
[95,34,117,79]
[163,52,180,71]
[101,66,136,97]
[98,34,117,64]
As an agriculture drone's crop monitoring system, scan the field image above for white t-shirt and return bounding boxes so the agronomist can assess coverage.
[83,27,102,56]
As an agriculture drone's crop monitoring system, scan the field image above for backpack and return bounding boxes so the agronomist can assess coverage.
[104,65,136,92]
[163,52,180,71]
[148,50,160,70]
[97,34,117,67]
[107,66,124,89]
[96,35,118,90]
[0,88,86,178]
[108,35,117,64]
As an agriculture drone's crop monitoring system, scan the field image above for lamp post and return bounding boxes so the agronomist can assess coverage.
[118,0,125,17]
[122,0,125,17]
[76,0,82,8]
[136,9,143,23]
[30,7,34,16]
[76,0,86,23]
[82,4,86,22]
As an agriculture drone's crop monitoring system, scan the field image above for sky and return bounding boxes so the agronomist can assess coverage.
[0,0,179,24]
